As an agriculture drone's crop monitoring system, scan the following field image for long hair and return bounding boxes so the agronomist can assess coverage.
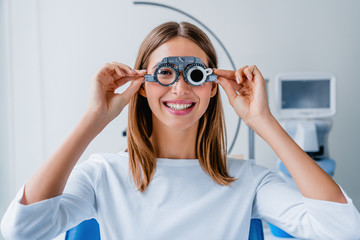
[127,21,236,192]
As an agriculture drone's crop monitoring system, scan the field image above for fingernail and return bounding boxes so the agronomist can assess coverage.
[140,69,147,72]
[236,76,240,84]
[247,75,252,80]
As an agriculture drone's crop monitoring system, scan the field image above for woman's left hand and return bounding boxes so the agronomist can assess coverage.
[214,65,272,128]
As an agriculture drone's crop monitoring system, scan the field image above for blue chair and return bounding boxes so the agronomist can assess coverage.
[248,219,264,240]
[65,219,100,240]
[65,218,264,240]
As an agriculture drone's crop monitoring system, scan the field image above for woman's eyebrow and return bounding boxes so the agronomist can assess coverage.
[152,62,160,70]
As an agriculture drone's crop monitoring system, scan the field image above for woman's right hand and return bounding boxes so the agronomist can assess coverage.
[87,62,146,123]
[19,62,146,206]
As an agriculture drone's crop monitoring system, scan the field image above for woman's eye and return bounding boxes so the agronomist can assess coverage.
[158,70,172,75]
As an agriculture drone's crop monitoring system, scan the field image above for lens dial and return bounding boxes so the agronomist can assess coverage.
[184,63,208,86]
[154,63,179,86]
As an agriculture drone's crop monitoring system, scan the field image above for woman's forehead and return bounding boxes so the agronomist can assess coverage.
[148,37,208,69]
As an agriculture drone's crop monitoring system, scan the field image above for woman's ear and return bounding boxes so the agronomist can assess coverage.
[138,83,147,98]
[210,82,218,98]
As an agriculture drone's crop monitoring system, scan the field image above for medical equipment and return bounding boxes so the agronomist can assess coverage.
[270,72,337,237]
[275,72,336,161]
[144,56,217,86]
[275,72,336,120]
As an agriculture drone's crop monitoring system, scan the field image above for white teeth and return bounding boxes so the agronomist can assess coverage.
[166,103,193,110]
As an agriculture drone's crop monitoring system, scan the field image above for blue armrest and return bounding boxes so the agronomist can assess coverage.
[249,219,264,240]
[65,218,100,240]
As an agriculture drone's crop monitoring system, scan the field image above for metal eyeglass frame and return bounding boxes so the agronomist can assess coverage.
[144,56,217,87]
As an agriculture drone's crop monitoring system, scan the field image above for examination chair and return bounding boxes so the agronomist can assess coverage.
[65,218,264,240]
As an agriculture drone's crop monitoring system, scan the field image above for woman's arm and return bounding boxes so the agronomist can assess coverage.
[215,66,346,203]
[251,114,347,203]
[20,63,146,205]
[20,112,107,205]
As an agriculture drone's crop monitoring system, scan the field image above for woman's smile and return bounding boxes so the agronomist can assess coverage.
[162,99,197,115]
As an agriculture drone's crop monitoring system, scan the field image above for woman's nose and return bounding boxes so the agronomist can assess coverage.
[171,73,191,96]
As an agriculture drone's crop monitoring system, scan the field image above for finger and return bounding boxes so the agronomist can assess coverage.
[133,69,147,76]
[99,63,116,75]
[235,66,249,84]
[121,77,145,102]
[112,62,135,76]
[243,65,262,81]
[114,65,125,78]
[244,65,266,89]
[217,77,239,105]
[213,69,236,80]
[114,77,130,88]
[217,76,243,91]
[229,78,243,92]
[243,66,254,81]
[114,75,142,87]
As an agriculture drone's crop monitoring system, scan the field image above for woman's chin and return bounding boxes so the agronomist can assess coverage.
[164,121,198,132]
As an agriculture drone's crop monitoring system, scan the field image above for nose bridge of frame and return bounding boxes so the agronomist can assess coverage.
[171,73,191,91]
[170,62,188,84]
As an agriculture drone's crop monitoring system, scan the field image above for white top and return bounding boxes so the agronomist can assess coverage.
[1,151,360,240]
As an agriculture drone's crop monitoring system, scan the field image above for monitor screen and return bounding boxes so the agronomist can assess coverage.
[281,79,330,109]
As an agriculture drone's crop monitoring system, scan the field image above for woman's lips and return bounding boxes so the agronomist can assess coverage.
[162,100,196,115]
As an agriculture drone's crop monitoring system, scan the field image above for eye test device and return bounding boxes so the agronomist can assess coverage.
[269,72,337,238]
[275,72,336,119]
[144,56,217,86]
[275,72,336,159]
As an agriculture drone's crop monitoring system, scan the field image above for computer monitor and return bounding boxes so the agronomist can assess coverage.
[275,72,336,119]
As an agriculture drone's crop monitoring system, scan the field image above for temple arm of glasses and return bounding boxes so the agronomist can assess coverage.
[208,74,217,82]
[144,74,155,82]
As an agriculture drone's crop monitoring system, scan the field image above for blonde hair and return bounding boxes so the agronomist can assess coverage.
[127,21,236,192]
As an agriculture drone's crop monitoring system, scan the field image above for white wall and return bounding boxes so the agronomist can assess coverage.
[1,0,360,238]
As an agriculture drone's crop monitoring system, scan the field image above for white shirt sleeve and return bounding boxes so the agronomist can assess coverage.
[1,154,103,240]
[250,164,360,240]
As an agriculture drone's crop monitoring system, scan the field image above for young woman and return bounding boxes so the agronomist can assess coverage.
[1,22,360,240]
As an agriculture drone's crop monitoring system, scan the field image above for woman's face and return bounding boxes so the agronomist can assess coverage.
[141,37,217,131]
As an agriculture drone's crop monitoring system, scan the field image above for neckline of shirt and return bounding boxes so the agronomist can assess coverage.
[118,150,200,166]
